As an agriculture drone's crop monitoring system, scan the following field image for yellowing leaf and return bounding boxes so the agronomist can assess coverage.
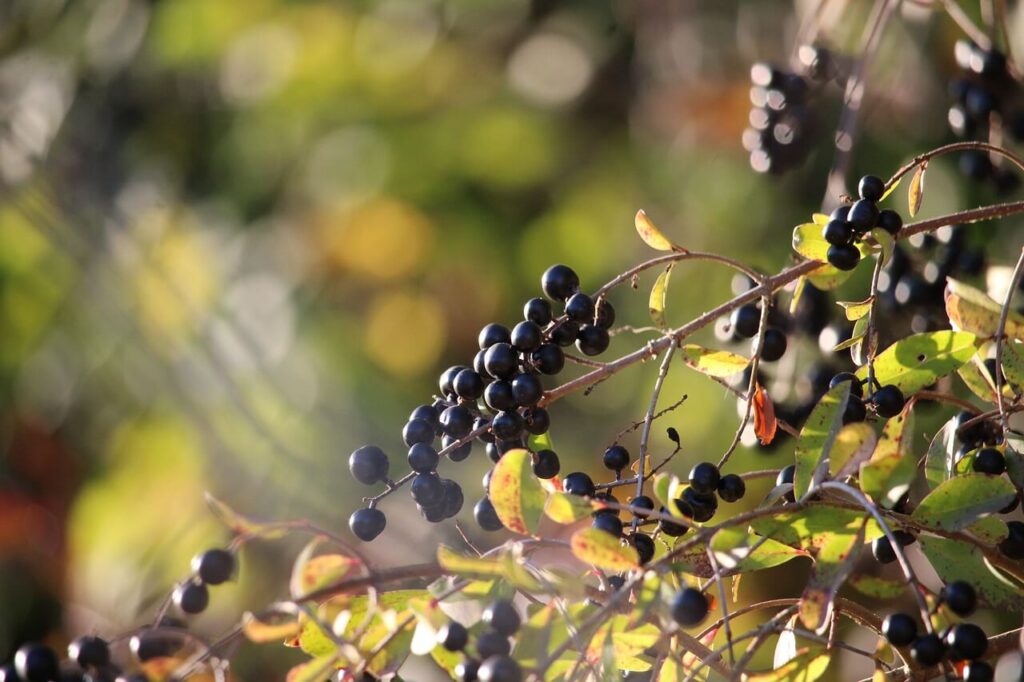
[855,330,978,394]
[880,175,902,202]
[794,382,850,499]
[753,383,777,446]
[837,296,874,321]
[861,408,916,507]
[912,474,1016,532]
[242,610,302,643]
[829,422,877,480]
[292,554,361,599]
[680,344,750,377]
[908,163,926,217]
[650,265,673,328]
[570,527,639,571]
[945,278,1024,339]
[635,210,682,252]
[489,448,546,536]
[545,491,595,524]
[437,545,504,578]
[746,648,830,681]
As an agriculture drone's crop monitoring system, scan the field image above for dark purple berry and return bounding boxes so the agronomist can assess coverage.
[541,264,580,302]
[350,507,387,541]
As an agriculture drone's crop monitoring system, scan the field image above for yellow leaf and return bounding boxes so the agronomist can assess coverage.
[570,527,639,571]
[908,163,926,217]
[488,448,546,536]
[544,491,596,524]
[837,296,875,321]
[649,265,673,328]
[242,610,302,643]
[635,209,683,252]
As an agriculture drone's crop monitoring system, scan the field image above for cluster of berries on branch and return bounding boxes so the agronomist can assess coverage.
[824,174,902,271]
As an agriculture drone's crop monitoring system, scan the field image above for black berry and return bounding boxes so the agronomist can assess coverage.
[963,661,994,682]
[877,209,903,236]
[758,328,787,362]
[848,199,879,232]
[483,600,521,635]
[909,634,945,666]
[523,407,550,434]
[671,587,709,627]
[349,445,389,485]
[592,513,623,538]
[881,613,917,647]
[532,449,560,479]
[717,474,746,502]
[872,535,897,564]
[350,507,387,541]
[858,175,885,201]
[632,532,655,564]
[68,636,110,669]
[476,629,511,658]
[192,548,235,585]
[408,443,439,473]
[454,369,486,401]
[440,405,474,439]
[474,497,504,531]
[411,473,445,507]
[541,264,580,302]
[1001,520,1024,558]
[523,297,553,326]
[511,374,543,407]
[659,508,688,537]
[576,324,610,356]
[484,343,518,380]
[564,293,595,322]
[174,580,209,614]
[491,411,524,440]
[510,321,542,352]
[440,366,468,398]
[444,434,473,462]
[595,299,616,329]
[563,472,596,497]
[872,385,905,418]
[484,381,517,413]
[532,344,565,375]
[477,655,521,682]
[549,320,580,347]
[827,243,860,271]
[403,418,435,447]
[942,580,977,616]
[829,372,863,398]
[603,445,631,473]
[14,644,59,682]
[478,324,511,350]
[437,622,469,651]
[972,448,1005,475]
[456,659,480,682]
[823,220,854,246]
[688,462,720,495]
[946,623,987,661]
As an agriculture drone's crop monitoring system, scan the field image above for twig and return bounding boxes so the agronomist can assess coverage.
[633,345,677,533]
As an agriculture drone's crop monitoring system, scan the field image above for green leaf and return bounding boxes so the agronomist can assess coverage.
[430,645,461,676]
[680,344,750,377]
[829,422,877,480]
[908,163,925,217]
[912,474,1016,531]
[789,276,807,315]
[649,265,673,329]
[794,382,851,499]
[746,648,830,681]
[286,655,337,682]
[437,545,504,578]
[860,408,916,507]
[752,505,881,551]
[635,209,681,252]
[527,430,554,453]
[488,448,546,536]
[544,491,594,524]
[871,228,894,266]
[919,535,1024,610]
[924,416,959,490]
[242,608,302,643]
[855,330,978,394]
[1005,437,1024,489]
[707,527,806,573]
[1002,341,1024,392]
[967,516,1009,545]
[837,296,875,322]
[799,519,867,632]
[848,574,906,599]
[570,527,639,571]
[880,175,902,202]
[959,359,998,403]
[945,278,1024,340]
[587,618,659,671]
[791,223,868,290]
[291,552,361,599]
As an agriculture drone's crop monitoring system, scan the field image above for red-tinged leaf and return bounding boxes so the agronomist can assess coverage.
[489,449,546,535]
[753,383,777,445]
[292,554,361,599]
[635,210,685,253]
[570,527,640,571]
[908,163,926,217]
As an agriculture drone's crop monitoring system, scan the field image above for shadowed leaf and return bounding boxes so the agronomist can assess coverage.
[919,536,1024,610]
[908,163,925,217]
[912,474,1016,531]
[489,448,546,536]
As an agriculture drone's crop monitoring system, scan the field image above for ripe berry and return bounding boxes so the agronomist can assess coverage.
[843,395,867,424]
[437,622,468,651]
[910,634,945,666]
[963,661,994,682]
[829,372,863,398]
[411,473,445,507]
[881,613,917,647]
[523,297,553,326]
[564,293,595,322]
[408,443,440,473]
[349,445,389,485]
[576,324,610,356]
[592,513,623,538]
[730,304,761,339]
[758,328,787,362]
[776,465,795,488]
[484,343,518,380]
[474,497,504,531]
[603,445,630,473]
[478,324,511,350]
[858,175,885,202]
[827,243,860,271]
[440,405,474,438]
[68,636,110,669]
[877,209,903,236]
[491,411,525,440]
[511,373,543,407]
[659,508,688,537]
[830,205,851,221]
[631,495,654,514]
[532,449,560,479]
[942,580,977,616]
[848,199,879,231]
[688,462,720,495]
[717,474,746,502]
[456,659,480,682]
[444,434,473,462]
[477,655,521,682]
[549,320,580,347]
[682,488,717,522]
[510,321,542,352]
[476,629,511,658]
[671,588,709,627]
[823,220,854,246]
[130,628,182,661]
[595,299,616,329]
[541,264,580,302]
[946,623,987,661]
[14,644,59,682]
[403,418,435,447]
[1001,520,1024,558]
[632,532,655,564]
[440,366,468,397]
[532,344,565,375]
[523,407,550,435]
[872,385,905,418]
[563,472,596,497]
[192,548,235,585]
[442,479,465,518]
[483,600,521,635]
[872,536,897,564]
[484,381,517,413]
[350,507,387,541]
[893,530,916,546]
[174,580,209,614]
[972,448,1005,475]
[454,369,486,401]
[606,575,626,591]
[409,404,440,431]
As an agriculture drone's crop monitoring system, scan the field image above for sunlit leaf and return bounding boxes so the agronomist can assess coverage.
[649,265,673,329]
[829,422,877,480]
[794,382,850,499]
[292,552,361,599]
[527,430,554,453]
[799,518,867,632]
[919,536,1024,610]
[958,358,999,402]
[924,416,959,490]
[860,407,915,507]
[544,491,595,524]
[908,163,925,217]
[870,229,894,266]
[967,516,1009,545]
[753,383,777,446]
[635,210,683,252]
[811,213,830,225]
[848,575,906,599]
[880,175,902,202]
[680,344,749,377]
[570,527,639,571]
[912,474,1016,532]
[1001,341,1024,392]
[837,296,875,322]
[789,276,807,315]
[242,609,302,643]
[945,278,1024,339]
[489,448,546,536]
[286,656,337,682]
[746,648,830,681]
[437,545,503,578]
[854,330,978,394]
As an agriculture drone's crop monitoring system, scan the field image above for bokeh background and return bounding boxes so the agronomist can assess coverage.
[2,0,1024,679]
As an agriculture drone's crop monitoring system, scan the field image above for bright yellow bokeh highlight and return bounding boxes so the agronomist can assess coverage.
[319,198,434,282]
[363,289,445,377]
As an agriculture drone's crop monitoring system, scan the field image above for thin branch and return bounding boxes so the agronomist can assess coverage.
[632,346,677,533]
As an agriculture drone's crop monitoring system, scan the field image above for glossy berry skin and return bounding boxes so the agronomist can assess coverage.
[477,655,522,682]
[440,365,468,397]
[827,243,860,271]
[523,407,550,435]
[603,445,631,473]
[963,661,994,682]
[491,411,525,441]
[972,448,1005,475]
[444,434,473,462]
[441,405,474,439]
[606,575,626,591]
[1000,520,1024,559]
[893,530,916,546]
[717,474,746,502]
[549,320,580,347]
[523,297,553,326]
[830,205,851,221]
[476,629,511,658]
[942,580,977,616]
[14,644,59,682]
[478,324,511,350]
[511,374,543,407]
[877,209,903,236]
[474,497,504,531]
[484,381,517,413]
[881,613,917,647]
[442,479,465,518]
[777,465,795,488]
[484,343,518,381]
[595,300,616,329]
[945,623,987,661]
[454,369,486,401]
[688,462,720,495]
[592,513,623,538]
[910,634,945,666]
[408,443,440,473]
[730,304,761,338]
[872,385,905,418]
[510,321,542,352]
[456,659,480,682]
[631,495,654,513]
[483,600,521,635]
[532,344,565,375]
[192,548,235,585]
[68,636,110,669]
[829,372,863,398]
[872,536,897,564]
[532,449,560,479]
[174,580,209,614]
[0,665,17,682]
[436,622,468,652]
[858,175,885,201]
[541,264,580,302]
[403,418,435,447]
[411,473,445,507]
[682,488,717,522]
[671,588,709,627]
[563,472,596,497]
[758,328,787,362]
[576,324,610,356]
[848,199,879,231]
[659,508,688,537]
[350,507,387,541]
[349,445,389,485]
[823,220,854,246]
[632,532,655,564]
[843,395,867,424]
[564,293,595,322]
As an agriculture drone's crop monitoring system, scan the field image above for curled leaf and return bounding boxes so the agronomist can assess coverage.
[649,265,673,328]
[908,163,926,217]
[752,383,777,446]
[837,296,875,322]
[635,210,684,252]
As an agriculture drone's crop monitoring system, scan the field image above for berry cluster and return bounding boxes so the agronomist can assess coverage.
[824,175,903,271]
[948,40,1023,192]
[348,264,617,541]
[882,582,993,679]
[436,600,523,682]
[743,63,816,175]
